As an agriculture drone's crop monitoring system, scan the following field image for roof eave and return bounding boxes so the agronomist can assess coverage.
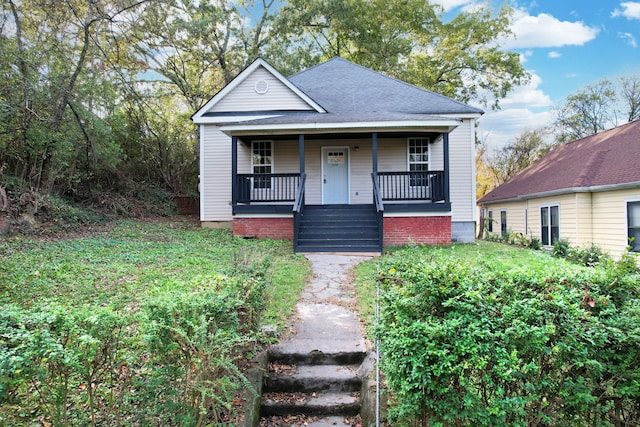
[217,119,463,135]
[478,180,640,205]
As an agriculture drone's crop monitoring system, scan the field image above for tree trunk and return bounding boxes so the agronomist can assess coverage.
[0,186,10,236]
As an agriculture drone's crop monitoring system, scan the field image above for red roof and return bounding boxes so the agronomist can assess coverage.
[478,119,640,204]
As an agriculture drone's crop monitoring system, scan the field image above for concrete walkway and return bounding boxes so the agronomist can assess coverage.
[270,254,372,357]
[265,254,373,427]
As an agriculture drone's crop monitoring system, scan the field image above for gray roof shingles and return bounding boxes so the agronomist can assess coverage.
[478,119,640,204]
[207,57,482,126]
[288,57,483,116]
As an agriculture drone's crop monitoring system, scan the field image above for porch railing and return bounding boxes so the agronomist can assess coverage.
[236,173,301,204]
[376,171,446,202]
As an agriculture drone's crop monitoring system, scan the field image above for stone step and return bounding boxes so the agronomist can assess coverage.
[260,391,361,417]
[260,415,359,426]
[265,364,362,393]
[268,347,367,366]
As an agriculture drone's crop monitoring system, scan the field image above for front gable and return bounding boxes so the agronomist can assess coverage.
[192,59,324,123]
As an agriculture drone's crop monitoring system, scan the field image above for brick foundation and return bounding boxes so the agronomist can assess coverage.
[383,216,451,246]
[233,217,293,240]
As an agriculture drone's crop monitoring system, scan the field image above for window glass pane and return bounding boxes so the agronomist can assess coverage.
[630,229,640,252]
[629,202,640,227]
[550,206,559,227]
[501,211,507,235]
[541,207,548,227]
[487,211,493,232]
[551,226,560,245]
[542,228,549,246]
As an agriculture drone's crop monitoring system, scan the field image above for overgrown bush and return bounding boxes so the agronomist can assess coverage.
[1,275,267,426]
[376,248,640,426]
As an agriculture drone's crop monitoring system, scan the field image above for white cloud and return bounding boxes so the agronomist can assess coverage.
[474,72,554,148]
[430,0,475,12]
[477,108,555,149]
[612,2,640,19]
[498,73,552,109]
[501,9,599,48]
[548,51,562,58]
[620,32,638,47]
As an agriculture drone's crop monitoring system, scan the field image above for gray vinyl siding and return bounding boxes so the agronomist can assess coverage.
[448,119,476,222]
[200,127,232,221]
[211,67,313,113]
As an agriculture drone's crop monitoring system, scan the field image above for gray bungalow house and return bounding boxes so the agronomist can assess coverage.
[192,57,483,253]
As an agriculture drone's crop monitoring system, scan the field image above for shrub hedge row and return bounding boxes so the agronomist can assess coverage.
[0,272,265,426]
[376,248,640,426]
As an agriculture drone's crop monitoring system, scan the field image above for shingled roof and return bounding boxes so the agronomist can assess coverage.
[288,57,483,116]
[478,119,640,204]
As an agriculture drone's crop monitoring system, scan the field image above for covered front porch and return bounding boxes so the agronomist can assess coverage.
[230,131,453,253]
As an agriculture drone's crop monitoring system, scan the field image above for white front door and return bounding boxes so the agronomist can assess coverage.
[322,147,349,204]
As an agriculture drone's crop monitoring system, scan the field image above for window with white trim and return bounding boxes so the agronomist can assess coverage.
[487,210,493,232]
[252,140,272,189]
[628,201,640,252]
[408,137,430,187]
[541,205,559,246]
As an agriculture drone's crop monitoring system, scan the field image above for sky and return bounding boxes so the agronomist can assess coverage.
[436,0,640,150]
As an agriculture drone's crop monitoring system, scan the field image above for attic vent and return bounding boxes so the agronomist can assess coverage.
[254,79,269,94]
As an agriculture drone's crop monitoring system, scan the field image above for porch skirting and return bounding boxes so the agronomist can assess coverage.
[383,216,451,246]
[233,217,293,240]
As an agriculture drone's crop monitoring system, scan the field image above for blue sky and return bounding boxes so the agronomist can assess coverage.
[437,0,640,149]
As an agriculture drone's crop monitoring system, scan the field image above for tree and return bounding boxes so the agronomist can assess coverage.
[270,0,528,108]
[619,74,640,122]
[478,128,555,196]
[554,79,618,143]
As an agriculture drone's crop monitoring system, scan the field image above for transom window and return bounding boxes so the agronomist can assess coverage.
[408,137,430,187]
[628,201,640,252]
[252,140,272,189]
[541,205,559,246]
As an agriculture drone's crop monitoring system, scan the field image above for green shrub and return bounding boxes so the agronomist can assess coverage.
[552,238,571,258]
[375,249,640,426]
[138,274,262,425]
[0,304,130,426]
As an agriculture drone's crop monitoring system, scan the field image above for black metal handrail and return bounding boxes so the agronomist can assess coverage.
[293,173,307,251]
[293,173,307,214]
[371,173,384,250]
[236,173,301,204]
[377,171,445,202]
[371,173,384,213]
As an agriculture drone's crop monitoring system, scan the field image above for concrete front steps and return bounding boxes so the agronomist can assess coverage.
[259,346,367,426]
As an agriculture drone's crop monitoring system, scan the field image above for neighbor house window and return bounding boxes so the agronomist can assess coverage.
[252,140,272,189]
[628,201,640,252]
[408,137,430,186]
[541,205,559,246]
[500,210,507,236]
[487,210,493,232]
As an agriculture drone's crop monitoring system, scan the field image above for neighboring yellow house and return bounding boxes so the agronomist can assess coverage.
[478,120,640,260]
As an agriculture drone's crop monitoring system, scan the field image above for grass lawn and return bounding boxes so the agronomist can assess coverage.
[0,218,311,326]
[0,218,311,426]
